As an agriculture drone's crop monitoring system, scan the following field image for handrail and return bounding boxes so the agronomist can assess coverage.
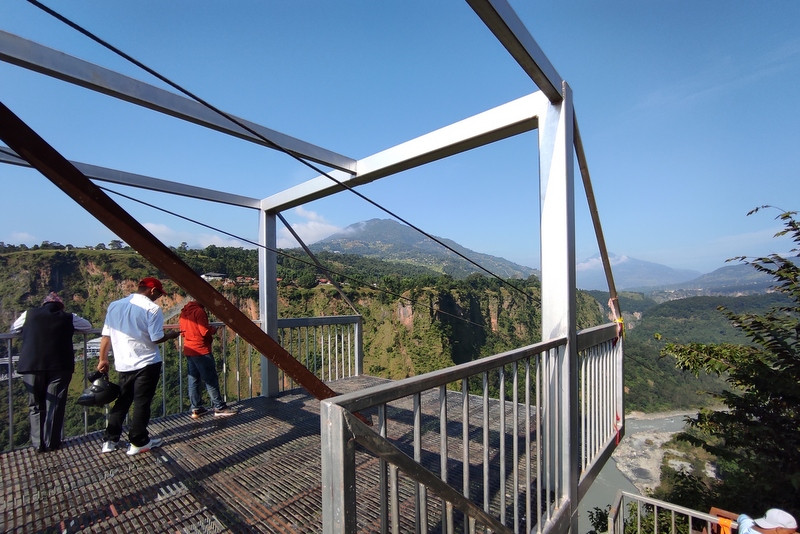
[321,322,623,534]
[609,490,740,534]
[0,314,362,451]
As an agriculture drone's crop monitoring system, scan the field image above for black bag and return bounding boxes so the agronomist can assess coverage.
[77,371,121,407]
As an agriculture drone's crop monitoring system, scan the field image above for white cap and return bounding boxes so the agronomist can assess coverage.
[755,509,797,530]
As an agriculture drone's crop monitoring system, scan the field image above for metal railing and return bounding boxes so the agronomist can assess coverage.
[609,491,738,534]
[578,324,624,499]
[0,314,362,451]
[320,322,623,534]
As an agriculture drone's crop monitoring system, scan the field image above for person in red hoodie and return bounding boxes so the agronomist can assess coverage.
[179,300,236,418]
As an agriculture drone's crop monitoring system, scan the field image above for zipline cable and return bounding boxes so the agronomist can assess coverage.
[26,0,535,302]
[99,185,502,332]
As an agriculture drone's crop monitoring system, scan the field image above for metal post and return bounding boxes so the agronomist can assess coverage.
[321,400,357,534]
[538,81,578,532]
[260,210,281,397]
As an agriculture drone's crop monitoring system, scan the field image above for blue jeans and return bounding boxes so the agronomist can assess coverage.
[104,362,161,447]
[187,354,226,411]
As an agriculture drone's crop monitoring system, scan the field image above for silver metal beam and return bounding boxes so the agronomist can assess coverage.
[261,91,544,212]
[0,146,260,209]
[466,0,563,103]
[0,30,357,174]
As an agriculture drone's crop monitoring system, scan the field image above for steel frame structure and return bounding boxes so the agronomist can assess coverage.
[0,2,623,532]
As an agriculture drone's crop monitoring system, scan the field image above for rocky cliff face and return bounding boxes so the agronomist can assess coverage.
[0,249,605,381]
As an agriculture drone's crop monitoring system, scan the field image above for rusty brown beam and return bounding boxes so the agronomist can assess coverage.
[0,100,339,402]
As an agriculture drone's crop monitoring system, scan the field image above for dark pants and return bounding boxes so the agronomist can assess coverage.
[187,353,226,411]
[103,362,161,447]
[23,369,72,451]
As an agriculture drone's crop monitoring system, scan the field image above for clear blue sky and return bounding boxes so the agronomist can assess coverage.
[1,1,798,274]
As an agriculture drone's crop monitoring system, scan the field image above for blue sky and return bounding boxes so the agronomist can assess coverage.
[1,1,799,275]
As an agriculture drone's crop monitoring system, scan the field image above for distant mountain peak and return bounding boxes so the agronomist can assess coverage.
[577,253,701,291]
[311,218,538,280]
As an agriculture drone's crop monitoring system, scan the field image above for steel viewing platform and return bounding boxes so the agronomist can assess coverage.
[3,376,381,533]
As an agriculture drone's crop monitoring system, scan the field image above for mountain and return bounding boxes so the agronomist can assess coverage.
[636,263,775,301]
[576,254,701,291]
[309,219,539,280]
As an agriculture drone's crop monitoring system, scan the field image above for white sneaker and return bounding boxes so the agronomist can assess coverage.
[101,440,122,453]
[126,437,164,456]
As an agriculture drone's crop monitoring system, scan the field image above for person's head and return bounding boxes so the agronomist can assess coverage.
[138,277,165,301]
[755,509,797,534]
[42,291,64,310]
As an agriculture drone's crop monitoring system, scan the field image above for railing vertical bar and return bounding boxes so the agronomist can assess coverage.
[580,350,586,470]
[338,325,343,380]
[588,346,595,461]
[414,392,426,533]
[316,325,321,381]
[536,352,543,533]
[303,325,310,374]
[276,327,283,392]
[606,341,612,440]
[544,349,551,521]
[327,325,332,382]
[482,371,489,513]
[178,335,184,414]
[461,377,469,532]
[525,357,532,533]
[608,340,614,441]
[439,384,452,533]
[379,403,389,534]
[637,496,642,534]
[7,338,14,450]
[499,365,506,526]
[247,343,253,398]
[602,342,607,443]
[389,462,399,534]
[221,326,228,401]
[348,324,353,377]
[81,335,89,435]
[513,361,519,533]
[591,344,596,453]
[671,509,676,534]
[235,334,241,402]
[160,343,166,416]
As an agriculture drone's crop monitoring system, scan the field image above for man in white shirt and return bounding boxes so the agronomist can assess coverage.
[97,277,180,456]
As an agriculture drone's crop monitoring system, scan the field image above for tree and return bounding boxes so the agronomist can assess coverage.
[660,207,800,517]
[108,239,124,250]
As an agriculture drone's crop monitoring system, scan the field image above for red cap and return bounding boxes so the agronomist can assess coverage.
[138,277,164,293]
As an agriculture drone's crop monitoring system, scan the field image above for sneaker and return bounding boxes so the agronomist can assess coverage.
[213,407,237,417]
[101,440,122,453]
[126,437,164,456]
[191,407,209,419]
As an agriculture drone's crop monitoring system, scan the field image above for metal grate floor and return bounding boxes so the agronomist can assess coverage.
[0,375,388,534]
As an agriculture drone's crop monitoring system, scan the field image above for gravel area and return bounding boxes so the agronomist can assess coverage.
[612,411,696,493]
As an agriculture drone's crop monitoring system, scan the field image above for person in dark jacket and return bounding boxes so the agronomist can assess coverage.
[11,292,92,452]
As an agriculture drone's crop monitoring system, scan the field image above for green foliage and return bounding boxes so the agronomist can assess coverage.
[587,505,610,534]
[659,207,800,518]
[586,501,702,534]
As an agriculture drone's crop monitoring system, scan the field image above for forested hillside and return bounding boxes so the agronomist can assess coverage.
[589,290,787,411]
[0,245,603,377]
[2,243,766,421]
